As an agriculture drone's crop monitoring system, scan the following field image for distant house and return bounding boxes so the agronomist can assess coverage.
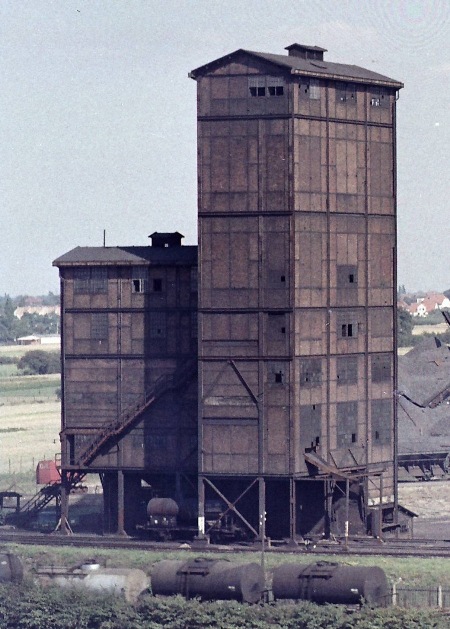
[402,293,450,318]
[16,334,60,346]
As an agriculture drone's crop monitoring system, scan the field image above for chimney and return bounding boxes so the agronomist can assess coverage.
[285,44,327,61]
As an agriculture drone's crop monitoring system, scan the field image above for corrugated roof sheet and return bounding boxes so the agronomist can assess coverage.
[53,245,197,267]
[190,47,403,88]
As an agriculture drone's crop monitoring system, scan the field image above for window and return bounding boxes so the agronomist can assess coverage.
[268,270,287,287]
[337,401,358,447]
[248,76,265,97]
[248,76,285,97]
[337,265,358,287]
[153,278,163,292]
[267,313,288,339]
[267,77,284,96]
[300,404,321,451]
[371,399,391,444]
[336,355,358,385]
[149,312,166,338]
[74,267,107,294]
[336,82,356,104]
[269,362,287,385]
[341,323,357,338]
[371,87,390,109]
[300,358,322,387]
[91,313,108,340]
[371,354,391,383]
[132,267,148,293]
[299,78,320,100]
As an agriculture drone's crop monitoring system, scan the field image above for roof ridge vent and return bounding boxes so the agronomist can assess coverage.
[285,43,327,61]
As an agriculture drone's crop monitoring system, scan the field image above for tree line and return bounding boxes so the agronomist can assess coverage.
[0,294,59,344]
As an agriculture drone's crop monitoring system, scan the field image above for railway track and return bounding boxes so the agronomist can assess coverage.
[2,529,450,558]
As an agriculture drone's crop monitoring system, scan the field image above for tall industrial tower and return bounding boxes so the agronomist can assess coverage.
[190,43,403,539]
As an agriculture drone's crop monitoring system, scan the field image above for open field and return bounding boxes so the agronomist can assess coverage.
[0,345,61,476]
[412,322,448,336]
[0,400,60,475]
[0,342,60,358]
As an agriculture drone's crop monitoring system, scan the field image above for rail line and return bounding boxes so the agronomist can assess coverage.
[2,530,450,558]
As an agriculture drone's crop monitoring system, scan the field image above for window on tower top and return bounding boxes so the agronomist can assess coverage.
[299,78,320,100]
[336,82,356,104]
[248,76,285,97]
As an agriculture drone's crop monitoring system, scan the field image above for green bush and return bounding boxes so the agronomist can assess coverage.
[17,350,61,375]
[0,584,447,629]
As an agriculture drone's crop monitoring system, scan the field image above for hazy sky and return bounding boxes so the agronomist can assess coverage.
[1,0,449,296]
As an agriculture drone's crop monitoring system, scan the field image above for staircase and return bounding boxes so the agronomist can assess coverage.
[77,359,196,467]
[15,471,85,527]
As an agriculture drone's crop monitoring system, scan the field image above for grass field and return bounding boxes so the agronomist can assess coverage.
[0,344,61,477]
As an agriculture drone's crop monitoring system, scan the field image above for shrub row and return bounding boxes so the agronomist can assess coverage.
[0,583,447,629]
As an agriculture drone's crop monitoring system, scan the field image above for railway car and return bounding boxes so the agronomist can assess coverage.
[138,497,250,543]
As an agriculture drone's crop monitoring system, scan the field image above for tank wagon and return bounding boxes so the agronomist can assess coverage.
[272,561,390,607]
[140,497,250,542]
[151,557,390,607]
[151,558,265,603]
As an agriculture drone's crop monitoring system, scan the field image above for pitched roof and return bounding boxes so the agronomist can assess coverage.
[190,47,403,88]
[53,245,197,267]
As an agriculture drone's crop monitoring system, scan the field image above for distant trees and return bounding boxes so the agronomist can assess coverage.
[17,350,61,375]
[397,308,414,347]
[0,294,60,343]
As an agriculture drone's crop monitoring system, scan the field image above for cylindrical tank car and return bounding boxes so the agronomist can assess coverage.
[272,561,390,607]
[151,557,265,603]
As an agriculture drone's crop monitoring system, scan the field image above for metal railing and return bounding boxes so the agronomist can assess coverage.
[392,585,450,609]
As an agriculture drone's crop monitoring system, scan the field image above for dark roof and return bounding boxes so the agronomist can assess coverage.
[53,245,197,267]
[189,47,403,89]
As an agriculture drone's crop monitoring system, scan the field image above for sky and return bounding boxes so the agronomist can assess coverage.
[1,0,449,296]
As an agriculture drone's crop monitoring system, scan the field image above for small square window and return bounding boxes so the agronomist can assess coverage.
[341,323,357,338]
[153,278,163,292]
[268,85,284,96]
[275,372,283,384]
[132,279,146,293]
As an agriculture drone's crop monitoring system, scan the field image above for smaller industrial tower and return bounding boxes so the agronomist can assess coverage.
[54,233,198,533]
[190,43,403,540]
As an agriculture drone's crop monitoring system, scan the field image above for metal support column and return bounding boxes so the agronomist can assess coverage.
[117,470,125,536]
[60,474,69,535]
[345,478,349,548]
[290,477,296,541]
[197,476,205,537]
